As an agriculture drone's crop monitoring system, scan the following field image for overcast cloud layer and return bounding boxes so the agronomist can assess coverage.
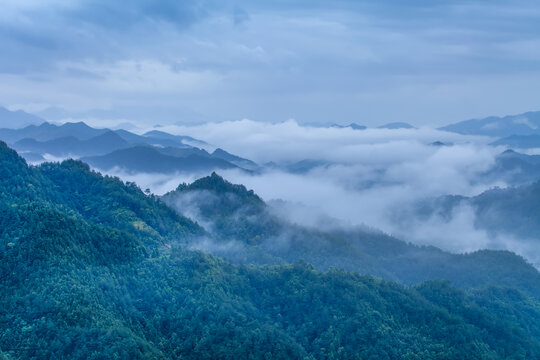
[1,0,540,126]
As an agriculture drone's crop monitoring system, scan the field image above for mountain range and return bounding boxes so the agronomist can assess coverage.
[329,122,367,130]
[0,106,44,129]
[481,149,540,187]
[322,122,417,130]
[440,110,540,138]
[377,122,416,129]
[1,140,540,358]
[490,134,540,149]
[406,177,540,267]
[82,146,239,174]
[0,120,258,174]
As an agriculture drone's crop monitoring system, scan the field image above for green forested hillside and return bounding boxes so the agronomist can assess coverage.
[1,141,540,359]
[163,173,540,297]
[0,141,202,245]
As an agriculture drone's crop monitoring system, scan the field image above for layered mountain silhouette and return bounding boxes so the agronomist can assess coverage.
[142,130,208,148]
[0,106,44,129]
[483,149,540,186]
[0,121,109,143]
[82,146,239,174]
[0,120,258,173]
[490,134,540,149]
[13,131,128,157]
[329,122,367,130]
[378,122,416,129]
[440,111,540,137]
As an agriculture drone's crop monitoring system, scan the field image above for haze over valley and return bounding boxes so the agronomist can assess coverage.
[2,107,540,268]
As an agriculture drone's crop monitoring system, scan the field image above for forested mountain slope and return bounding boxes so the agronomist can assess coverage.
[163,173,540,297]
[1,141,540,359]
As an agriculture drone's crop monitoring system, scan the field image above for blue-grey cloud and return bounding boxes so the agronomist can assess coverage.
[0,0,539,125]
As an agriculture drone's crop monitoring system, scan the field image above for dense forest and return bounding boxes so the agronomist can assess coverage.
[2,140,540,359]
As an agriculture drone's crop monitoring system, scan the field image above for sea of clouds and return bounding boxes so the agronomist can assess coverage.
[96,119,533,258]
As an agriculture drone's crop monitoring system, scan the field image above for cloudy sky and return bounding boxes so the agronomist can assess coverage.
[1,0,539,126]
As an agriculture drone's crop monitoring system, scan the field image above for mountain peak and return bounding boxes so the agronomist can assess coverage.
[60,121,93,129]
[0,106,45,129]
[0,140,33,179]
[172,172,262,203]
[329,123,366,130]
[212,148,228,156]
[378,122,416,129]
[440,110,540,137]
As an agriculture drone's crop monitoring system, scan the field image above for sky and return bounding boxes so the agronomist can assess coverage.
[0,0,539,126]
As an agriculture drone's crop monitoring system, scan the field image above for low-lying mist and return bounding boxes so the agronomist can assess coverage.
[96,120,539,265]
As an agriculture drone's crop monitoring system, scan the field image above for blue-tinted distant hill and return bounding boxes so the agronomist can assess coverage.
[0,121,259,170]
[143,130,208,148]
[490,134,540,149]
[0,121,109,143]
[329,122,367,130]
[13,131,129,157]
[415,178,540,268]
[0,106,44,129]
[82,146,240,174]
[0,121,210,148]
[211,148,260,170]
[378,122,416,129]
[481,149,540,187]
[440,111,540,137]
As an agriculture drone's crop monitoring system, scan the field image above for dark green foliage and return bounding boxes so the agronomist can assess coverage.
[38,160,202,243]
[13,131,129,157]
[0,142,48,203]
[2,245,540,359]
[1,142,540,359]
[0,139,202,256]
[165,172,273,243]
[0,202,146,269]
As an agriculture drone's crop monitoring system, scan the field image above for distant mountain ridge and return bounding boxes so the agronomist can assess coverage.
[0,106,44,129]
[0,120,258,173]
[440,111,540,137]
[378,122,416,129]
[410,177,540,267]
[330,122,367,130]
[82,146,239,174]
[142,130,208,148]
[482,149,540,187]
[13,131,129,157]
[0,121,109,144]
[490,134,540,149]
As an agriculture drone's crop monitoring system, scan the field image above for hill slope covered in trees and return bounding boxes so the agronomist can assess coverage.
[1,141,540,359]
[163,173,540,296]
